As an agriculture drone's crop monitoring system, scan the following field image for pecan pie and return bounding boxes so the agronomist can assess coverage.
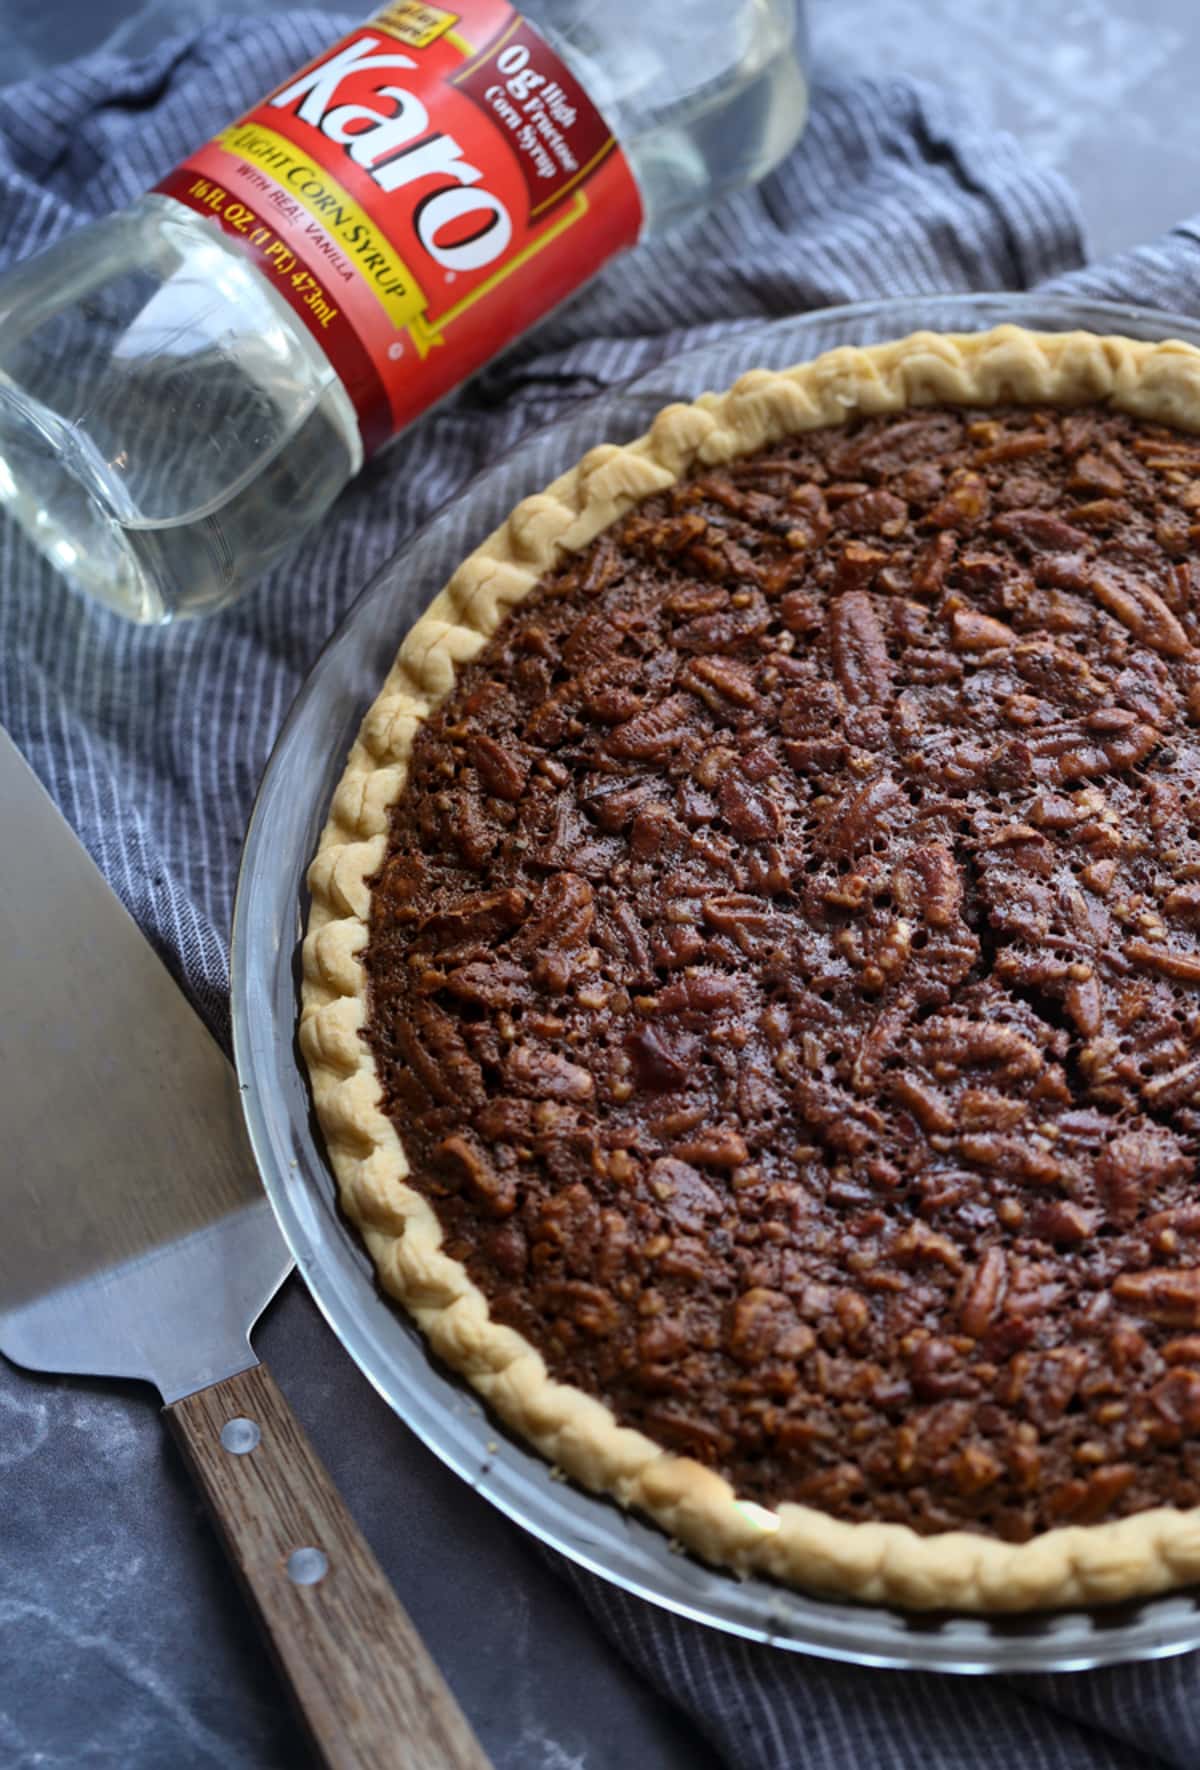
[302,327,1200,1609]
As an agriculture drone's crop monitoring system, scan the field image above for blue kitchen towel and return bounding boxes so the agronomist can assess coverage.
[4,15,1199,1769]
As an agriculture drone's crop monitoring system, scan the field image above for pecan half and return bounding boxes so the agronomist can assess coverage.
[1113,1268,1200,1326]
[961,1247,1008,1338]
[829,591,893,707]
[1089,563,1193,658]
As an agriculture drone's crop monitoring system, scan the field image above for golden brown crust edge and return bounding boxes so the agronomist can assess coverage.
[300,325,1200,1612]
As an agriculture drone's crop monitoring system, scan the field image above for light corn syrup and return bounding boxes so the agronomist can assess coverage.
[0,1,807,621]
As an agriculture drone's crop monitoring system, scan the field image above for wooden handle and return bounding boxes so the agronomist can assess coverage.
[167,1361,493,1770]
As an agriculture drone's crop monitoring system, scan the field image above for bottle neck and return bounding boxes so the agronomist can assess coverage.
[530,0,809,234]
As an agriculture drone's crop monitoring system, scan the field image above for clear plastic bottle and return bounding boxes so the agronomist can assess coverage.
[0,3,808,623]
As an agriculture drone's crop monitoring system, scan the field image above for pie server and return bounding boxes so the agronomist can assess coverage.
[0,728,490,1770]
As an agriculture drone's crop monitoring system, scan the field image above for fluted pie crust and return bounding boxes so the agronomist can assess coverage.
[301,326,1200,1612]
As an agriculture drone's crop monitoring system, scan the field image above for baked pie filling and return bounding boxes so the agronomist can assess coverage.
[363,403,1200,1544]
[304,331,1200,1606]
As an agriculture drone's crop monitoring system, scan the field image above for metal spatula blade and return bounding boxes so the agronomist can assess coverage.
[0,726,492,1770]
[0,726,289,1395]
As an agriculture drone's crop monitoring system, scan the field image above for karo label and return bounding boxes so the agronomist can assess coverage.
[155,3,643,455]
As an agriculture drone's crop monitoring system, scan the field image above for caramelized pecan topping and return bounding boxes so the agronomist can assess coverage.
[366,404,1200,1541]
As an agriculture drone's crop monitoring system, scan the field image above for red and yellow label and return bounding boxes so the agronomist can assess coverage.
[156,2,643,455]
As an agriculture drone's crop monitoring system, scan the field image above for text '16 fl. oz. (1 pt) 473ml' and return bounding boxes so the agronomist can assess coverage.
[0,1,808,622]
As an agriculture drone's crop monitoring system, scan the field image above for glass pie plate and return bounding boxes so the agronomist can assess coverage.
[232,292,1200,1672]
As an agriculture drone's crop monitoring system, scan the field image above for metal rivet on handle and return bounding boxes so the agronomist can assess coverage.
[287,1547,329,1586]
[220,1417,261,1455]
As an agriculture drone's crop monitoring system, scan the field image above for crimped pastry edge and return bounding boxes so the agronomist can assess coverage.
[300,325,1200,1612]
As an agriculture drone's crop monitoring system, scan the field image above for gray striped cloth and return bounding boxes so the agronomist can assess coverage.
[2,13,1198,1767]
